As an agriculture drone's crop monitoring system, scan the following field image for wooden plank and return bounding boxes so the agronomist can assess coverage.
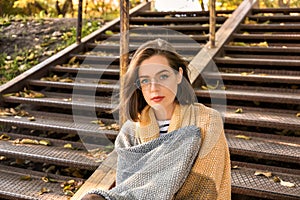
[189,0,258,83]
[71,151,118,200]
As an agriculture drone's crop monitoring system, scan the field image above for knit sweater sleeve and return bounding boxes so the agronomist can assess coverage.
[174,105,231,200]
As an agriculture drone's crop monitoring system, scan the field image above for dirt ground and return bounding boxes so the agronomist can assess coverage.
[0,18,78,60]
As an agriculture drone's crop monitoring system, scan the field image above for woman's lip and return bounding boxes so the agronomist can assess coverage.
[151,96,165,102]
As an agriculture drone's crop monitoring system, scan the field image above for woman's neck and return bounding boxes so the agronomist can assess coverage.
[153,102,176,120]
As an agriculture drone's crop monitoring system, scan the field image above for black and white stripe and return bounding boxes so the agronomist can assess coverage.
[157,120,170,134]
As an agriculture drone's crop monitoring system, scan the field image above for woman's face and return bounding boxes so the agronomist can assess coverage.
[138,55,182,120]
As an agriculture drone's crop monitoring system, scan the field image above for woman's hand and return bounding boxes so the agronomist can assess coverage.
[81,193,106,200]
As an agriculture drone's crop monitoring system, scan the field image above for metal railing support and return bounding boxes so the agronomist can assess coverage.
[76,0,83,44]
[119,0,130,125]
[209,0,216,48]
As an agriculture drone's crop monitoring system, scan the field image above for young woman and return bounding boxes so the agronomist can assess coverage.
[82,39,231,200]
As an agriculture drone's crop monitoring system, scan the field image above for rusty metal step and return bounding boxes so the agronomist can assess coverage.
[226,130,300,164]
[252,7,300,14]
[231,34,300,43]
[129,16,227,24]
[219,105,300,130]
[0,132,100,170]
[2,92,115,111]
[135,10,233,17]
[97,34,209,43]
[0,164,84,200]
[27,79,118,92]
[195,86,300,104]
[0,110,118,140]
[247,15,300,23]
[85,43,201,54]
[239,24,300,32]
[214,57,300,67]
[202,71,300,84]
[51,65,120,76]
[231,161,300,200]
[110,24,219,33]
[223,45,300,54]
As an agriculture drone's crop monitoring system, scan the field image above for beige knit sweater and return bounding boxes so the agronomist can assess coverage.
[117,103,231,199]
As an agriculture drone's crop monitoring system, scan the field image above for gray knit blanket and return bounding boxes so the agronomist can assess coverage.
[87,125,201,200]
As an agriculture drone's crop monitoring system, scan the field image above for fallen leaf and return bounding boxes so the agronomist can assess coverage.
[296,113,300,117]
[20,175,32,181]
[64,143,73,149]
[235,108,243,113]
[0,134,10,140]
[39,187,51,195]
[39,140,51,146]
[273,176,295,187]
[235,134,251,140]
[254,171,272,178]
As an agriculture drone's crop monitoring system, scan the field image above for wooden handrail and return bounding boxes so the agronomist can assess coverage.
[189,0,258,83]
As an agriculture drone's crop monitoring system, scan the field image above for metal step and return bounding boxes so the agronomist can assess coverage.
[220,105,300,130]
[195,86,300,104]
[226,130,300,164]
[2,92,115,111]
[231,161,300,200]
[202,71,300,84]
[0,110,118,140]
[0,164,84,200]
[0,133,100,170]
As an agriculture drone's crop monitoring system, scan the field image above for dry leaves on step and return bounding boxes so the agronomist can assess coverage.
[254,171,296,188]
[273,176,296,187]
[39,187,51,195]
[3,88,45,98]
[235,134,251,140]
[235,108,243,113]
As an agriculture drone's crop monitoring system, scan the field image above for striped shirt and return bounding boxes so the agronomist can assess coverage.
[157,120,170,134]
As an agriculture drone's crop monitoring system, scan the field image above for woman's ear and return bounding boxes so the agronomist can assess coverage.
[177,67,183,84]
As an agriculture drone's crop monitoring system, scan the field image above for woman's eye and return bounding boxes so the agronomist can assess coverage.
[160,74,169,80]
[140,78,150,85]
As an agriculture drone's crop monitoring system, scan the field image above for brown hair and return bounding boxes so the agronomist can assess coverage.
[122,39,196,122]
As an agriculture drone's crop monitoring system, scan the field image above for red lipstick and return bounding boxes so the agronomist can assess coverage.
[151,96,165,103]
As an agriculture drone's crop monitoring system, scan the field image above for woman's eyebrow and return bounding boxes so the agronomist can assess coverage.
[139,70,171,78]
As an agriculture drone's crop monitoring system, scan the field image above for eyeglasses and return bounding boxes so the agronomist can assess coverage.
[135,71,175,90]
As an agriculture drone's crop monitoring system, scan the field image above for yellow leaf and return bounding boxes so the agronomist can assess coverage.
[296,113,300,117]
[39,187,51,195]
[39,140,51,146]
[273,176,295,187]
[280,180,295,187]
[235,134,251,140]
[27,116,36,121]
[0,134,10,140]
[20,138,39,145]
[254,171,272,178]
[20,175,32,181]
[64,143,73,149]
[235,108,243,113]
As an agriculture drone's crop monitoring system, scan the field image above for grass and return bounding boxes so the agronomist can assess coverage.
[0,17,103,85]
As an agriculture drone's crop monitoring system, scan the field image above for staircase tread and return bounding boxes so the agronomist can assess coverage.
[226,131,300,163]
[0,134,100,170]
[0,164,78,200]
[219,105,300,130]
[203,71,300,83]
[2,91,115,110]
[195,87,300,103]
[231,161,300,199]
[27,79,119,91]
[214,57,300,66]
[0,110,118,139]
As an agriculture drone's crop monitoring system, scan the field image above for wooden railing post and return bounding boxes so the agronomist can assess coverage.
[209,0,216,48]
[120,0,130,125]
[76,0,83,44]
